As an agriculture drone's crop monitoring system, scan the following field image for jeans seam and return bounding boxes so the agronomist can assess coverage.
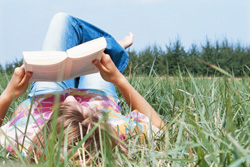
[71,17,82,44]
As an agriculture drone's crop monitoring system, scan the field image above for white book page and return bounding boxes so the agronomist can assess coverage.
[66,37,107,58]
[65,37,106,80]
[65,51,103,80]
[25,62,66,82]
[23,51,67,82]
[23,51,67,65]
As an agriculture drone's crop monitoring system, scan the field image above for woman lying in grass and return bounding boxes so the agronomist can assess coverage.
[0,13,165,163]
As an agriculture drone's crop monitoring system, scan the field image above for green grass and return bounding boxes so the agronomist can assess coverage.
[0,69,250,166]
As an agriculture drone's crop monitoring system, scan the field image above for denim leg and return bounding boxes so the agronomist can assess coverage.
[42,12,129,73]
[78,73,119,103]
[70,16,129,73]
[29,13,77,97]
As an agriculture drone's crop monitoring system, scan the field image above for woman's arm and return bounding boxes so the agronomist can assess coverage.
[0,65,32,126]
[93,54,166,129]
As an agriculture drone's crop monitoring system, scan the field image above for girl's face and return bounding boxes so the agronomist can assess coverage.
[63,95,103,120]
[63,95,89,117]
[64,95,78,103]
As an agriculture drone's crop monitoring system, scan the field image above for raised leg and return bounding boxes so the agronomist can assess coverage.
[29,12,130,98]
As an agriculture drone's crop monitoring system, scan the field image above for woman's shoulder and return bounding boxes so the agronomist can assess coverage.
[107,110,162,141]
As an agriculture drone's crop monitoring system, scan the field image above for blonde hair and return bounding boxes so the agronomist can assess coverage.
[28,101,124,163]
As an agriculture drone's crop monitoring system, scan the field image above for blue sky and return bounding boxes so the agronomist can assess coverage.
[0,0,249,65]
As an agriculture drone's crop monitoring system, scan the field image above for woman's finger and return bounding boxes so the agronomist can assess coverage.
[13,67,25,83]
[92,59,108,72]
[20,72,33,86]
[101,54,114,69]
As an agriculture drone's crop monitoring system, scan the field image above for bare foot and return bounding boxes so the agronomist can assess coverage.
[118,32,134,49]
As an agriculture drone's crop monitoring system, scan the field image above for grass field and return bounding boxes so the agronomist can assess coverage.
[0,70,250,166]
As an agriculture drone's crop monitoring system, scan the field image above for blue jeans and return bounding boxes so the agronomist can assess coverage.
[29,12,129,102]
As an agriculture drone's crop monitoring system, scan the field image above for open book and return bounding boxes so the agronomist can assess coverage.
[23,37,107,82]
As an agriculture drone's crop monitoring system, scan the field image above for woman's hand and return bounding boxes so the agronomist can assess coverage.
[92,53,124,85]
[0,65,32,126]
[2,65,33,100]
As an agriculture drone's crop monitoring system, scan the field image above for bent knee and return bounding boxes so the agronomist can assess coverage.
[50,12,71,24]
[53,12,69,19]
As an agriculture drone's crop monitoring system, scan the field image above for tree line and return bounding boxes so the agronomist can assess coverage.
[123,39,250,76]
[1,39,250,76]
